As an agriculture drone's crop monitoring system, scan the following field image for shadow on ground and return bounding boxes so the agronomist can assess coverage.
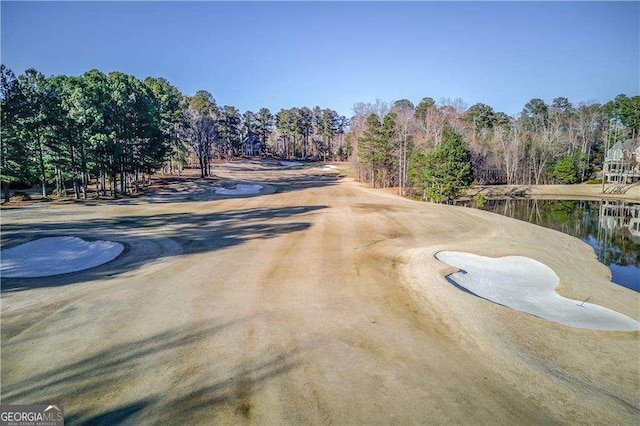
[1,205,327,291]
[111,162,343,205]
[0,161,342,209]
[2,318,303,424]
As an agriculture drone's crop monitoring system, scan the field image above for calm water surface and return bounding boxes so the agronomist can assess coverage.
[459,199,640,292]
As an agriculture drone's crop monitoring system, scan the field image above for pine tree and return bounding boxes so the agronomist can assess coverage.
[418,128,473,202]
[357,114,382,187]
[550,156,578,184]
[0,66,31,201]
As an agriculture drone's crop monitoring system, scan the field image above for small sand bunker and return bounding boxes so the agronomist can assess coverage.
[215,184,263,195]
[280,161,303,167]
[1,236,124,278]
[318,165,337,171]
[436,251,640,331]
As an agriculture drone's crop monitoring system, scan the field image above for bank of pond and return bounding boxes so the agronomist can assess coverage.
[456,198,640,292]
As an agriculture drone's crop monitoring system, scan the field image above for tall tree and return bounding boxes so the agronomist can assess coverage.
[465,103,496,133]
[48,75,82,198]
[575,102,603,180]
[378,112,399,187]
[604,94,640,139]
[391,101,415,195]
[393,99,415,112]
[296,107,313,158]
[18,69,51,197]
[242,110,256,137]
[357,114,382,187]
[219,105,242,157]
[321,109,338,160]
[415,96,444,146]
[357,112,398,188]
[521,98,549,133]
[74,69,111,195]
[186,90,218,177]
[103,72,167,196]
[144,77,187,175]
[276,108,298,158]
[0,66,30,201]
[411,128,473,202]
[255,107,274,155]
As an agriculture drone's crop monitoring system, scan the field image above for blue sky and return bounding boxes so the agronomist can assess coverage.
[2,1,638,117]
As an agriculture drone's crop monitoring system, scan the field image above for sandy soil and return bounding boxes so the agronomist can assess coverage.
[464,183,640,201]
[1,160,638,424]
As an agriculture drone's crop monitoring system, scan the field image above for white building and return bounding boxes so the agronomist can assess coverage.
[603,139,640,184]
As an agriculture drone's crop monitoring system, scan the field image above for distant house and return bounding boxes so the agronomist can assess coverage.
[242,133,262,156]
[603,139,640,184]
[599,200,640,238]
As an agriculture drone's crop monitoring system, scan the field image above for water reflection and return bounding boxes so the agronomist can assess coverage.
[458,198,640,292]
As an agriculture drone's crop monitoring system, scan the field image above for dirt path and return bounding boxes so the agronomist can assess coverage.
[1,161,638,424]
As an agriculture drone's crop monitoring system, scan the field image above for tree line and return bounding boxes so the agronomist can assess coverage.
[0,65,347,201]
[349,94,640,202]
[3,64,637,204]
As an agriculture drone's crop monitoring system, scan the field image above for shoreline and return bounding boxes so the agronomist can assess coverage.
[461,183,640,201]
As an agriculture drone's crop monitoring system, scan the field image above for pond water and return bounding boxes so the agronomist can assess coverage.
[457,199,640,292]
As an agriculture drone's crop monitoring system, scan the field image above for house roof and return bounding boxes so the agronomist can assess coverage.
[242,133,260,144]
[610,139,639,151]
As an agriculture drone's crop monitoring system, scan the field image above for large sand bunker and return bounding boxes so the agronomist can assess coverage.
[1,236,124,278]
[436,251,640,331]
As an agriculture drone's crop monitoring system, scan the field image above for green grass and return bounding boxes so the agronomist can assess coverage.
[237,402,251,419]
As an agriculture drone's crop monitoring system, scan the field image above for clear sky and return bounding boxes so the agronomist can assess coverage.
[2,1,638,117]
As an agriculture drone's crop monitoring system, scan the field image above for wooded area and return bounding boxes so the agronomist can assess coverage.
[1,65,638,203]
[0,66,346,201]
[349,95,639,201]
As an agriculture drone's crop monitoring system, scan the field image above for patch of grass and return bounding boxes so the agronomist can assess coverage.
[473,192,487,208]
[236,402,251,419]
[585,179,602,184]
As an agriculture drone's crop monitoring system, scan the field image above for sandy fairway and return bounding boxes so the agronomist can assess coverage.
[1,160,638,424]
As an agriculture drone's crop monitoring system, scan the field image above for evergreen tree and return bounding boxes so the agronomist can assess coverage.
[219,106,242,157]
[357,112,400,188]
[604,94,640,139]
[415,128,473,202]
[357,114,382,187]
[296,107,313,158]
[0,66,31,201]
[550,156,578,184]
[407,151,429,199]
[275,108,298,158]
[144,77,187,174]
[18,69,52,197]
[255,108,274,155]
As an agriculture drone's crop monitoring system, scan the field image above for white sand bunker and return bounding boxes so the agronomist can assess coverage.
[1,236,124,278]
[436,251,640,331]
[280,161,303,167]
[215,184,263,195]
[318,165,337,171]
